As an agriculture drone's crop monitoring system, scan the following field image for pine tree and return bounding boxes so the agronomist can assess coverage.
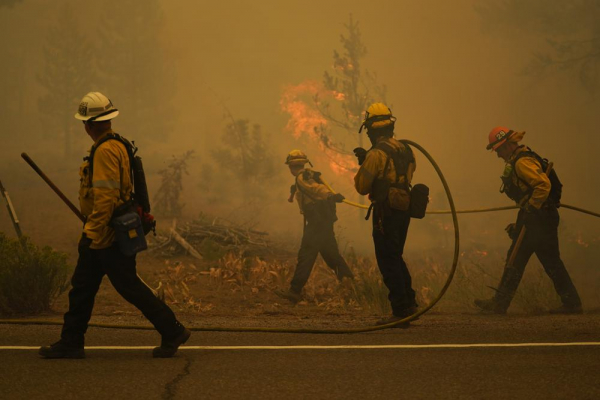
[318,14,387,152]
[281,15,388,172]
[200,110,279,208]
[37,4,95,156]
[94,0,177,141]
[476,0,600,92]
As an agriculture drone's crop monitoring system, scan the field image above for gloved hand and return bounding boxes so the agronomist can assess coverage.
[353,147,368,166]
[329,193,345,203]
[78,233,93,254]
[288,184,296,203]
[505,223,518,240]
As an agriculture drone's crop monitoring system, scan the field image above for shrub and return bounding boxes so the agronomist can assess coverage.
[0,233,71,315]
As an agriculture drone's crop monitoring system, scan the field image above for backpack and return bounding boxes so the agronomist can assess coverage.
[502,149,562,206]
[294,170,337,223]
[87,133,155,235]
[367,139,428,219]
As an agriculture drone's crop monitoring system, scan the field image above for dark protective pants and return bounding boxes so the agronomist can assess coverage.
[493,207,582,312]
[290,219,354,294]
[61,244,184,347]
[373,209,417,316]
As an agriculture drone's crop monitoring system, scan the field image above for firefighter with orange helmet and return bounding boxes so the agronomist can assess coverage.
[274,150,353,303]
[353,103,418,327]
[475,127,582,314]
[39,92,190,359]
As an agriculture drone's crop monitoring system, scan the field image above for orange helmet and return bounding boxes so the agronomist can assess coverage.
[486,126,514,151]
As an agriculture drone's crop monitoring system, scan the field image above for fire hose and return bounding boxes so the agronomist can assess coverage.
[0,144,457,334]
[322,183,600,218]
[3,145,599,334]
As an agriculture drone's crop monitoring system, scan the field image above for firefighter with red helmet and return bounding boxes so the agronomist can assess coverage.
[475,127,582,314]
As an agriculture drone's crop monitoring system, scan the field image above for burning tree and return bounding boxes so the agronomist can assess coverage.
[281,15,388,175]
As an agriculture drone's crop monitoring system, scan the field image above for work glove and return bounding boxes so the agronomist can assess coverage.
[353,147,368,166]
[329,193,345,203]
[288,184,296,203]
[505,223,518,240]
[78,233,92,254]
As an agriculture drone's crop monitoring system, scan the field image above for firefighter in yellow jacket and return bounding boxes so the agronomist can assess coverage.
[354,103,418,326]
[39,92,190,359]
[475,127,582,314]
[274,150,354,303]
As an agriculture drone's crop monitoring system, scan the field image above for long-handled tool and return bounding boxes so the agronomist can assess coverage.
[0,180,23,238]
[21,153,85,223]
[506,162,554,268]
[21,152,163,297]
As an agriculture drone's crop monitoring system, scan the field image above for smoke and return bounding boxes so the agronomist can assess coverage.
[0,1,598,284]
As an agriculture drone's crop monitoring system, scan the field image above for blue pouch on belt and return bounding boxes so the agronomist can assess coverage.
[111,211,147,256]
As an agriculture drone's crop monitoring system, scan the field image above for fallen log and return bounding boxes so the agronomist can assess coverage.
[170,227,203,260]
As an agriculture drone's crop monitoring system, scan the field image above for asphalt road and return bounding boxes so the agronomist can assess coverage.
[1,313,599,399]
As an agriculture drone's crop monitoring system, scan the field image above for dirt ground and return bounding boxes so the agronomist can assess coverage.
[1,170,600,326]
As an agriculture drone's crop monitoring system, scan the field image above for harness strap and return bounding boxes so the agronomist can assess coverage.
[86,133,136,203]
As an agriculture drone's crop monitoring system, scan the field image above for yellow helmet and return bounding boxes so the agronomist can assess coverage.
[359,102,396,133]
[285,149,310,166]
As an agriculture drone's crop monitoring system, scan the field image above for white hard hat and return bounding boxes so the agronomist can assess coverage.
[74,92,119,122]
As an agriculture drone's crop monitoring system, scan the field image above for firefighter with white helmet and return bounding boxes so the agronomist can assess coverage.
[39,92,190,359]
[274,150,354,303]
[353,103,418,327]
[475,127,582,314]
[74,92,120,122]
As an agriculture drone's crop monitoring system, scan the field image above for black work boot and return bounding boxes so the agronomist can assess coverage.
[39,341,85,359]
[273,288,301,304]
[153,328,191,358]
[474,298,507,315]
[549,304,583,315]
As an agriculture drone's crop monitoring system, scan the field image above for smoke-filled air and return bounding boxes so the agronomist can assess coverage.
[1,0,600,370]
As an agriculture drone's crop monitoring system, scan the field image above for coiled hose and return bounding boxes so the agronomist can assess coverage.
[0,140,460,334]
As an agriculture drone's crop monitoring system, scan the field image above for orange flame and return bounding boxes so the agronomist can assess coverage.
[280,80,327,140]
[280,80,357,177]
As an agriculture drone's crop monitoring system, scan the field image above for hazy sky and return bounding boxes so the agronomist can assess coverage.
[1,0,598,250]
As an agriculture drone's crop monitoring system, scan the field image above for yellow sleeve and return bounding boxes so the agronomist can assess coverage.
[354,149,385,196]
[515,157,551,209]
[296,172,331,201]
[83,143,124,243]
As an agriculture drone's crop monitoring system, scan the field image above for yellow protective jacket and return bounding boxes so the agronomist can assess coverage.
[294,168,332,215]
[508,146,551,210]
[79,129,133,249]
[354,137,416,211]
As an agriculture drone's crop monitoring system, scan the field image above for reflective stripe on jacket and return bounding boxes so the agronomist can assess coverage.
[79,129,133,249]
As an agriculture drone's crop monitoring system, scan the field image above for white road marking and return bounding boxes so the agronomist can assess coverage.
[2,342,600,350]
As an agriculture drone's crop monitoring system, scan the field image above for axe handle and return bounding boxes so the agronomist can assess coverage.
[506,162,554,268]
[21,153,86,223]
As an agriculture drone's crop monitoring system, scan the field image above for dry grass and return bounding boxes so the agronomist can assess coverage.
[153,232,599,315]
